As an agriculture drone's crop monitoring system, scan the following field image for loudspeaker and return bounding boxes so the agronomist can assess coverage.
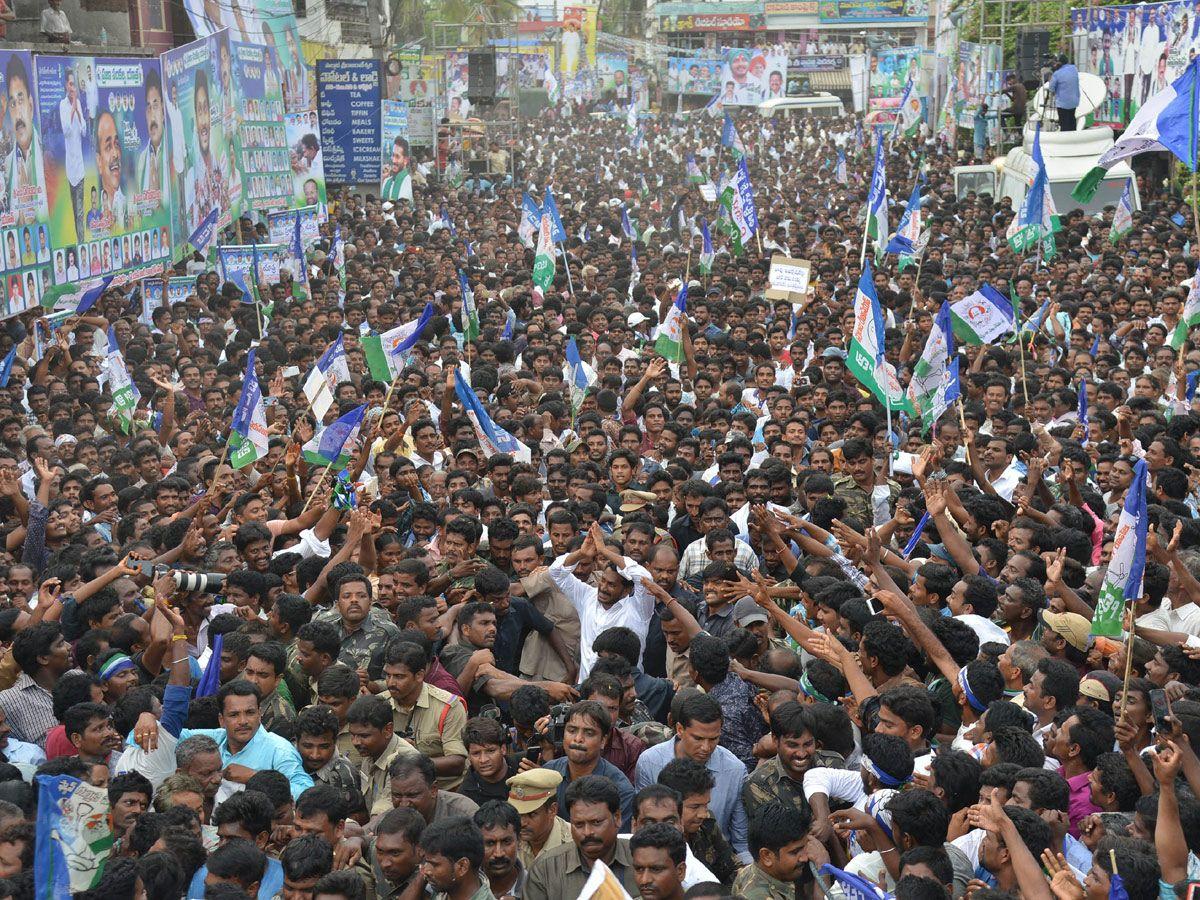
[1016,29,1051,83]
[468,51,496,101]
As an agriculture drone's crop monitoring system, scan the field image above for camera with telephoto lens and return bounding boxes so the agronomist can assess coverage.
[547,702,571,747]
[172,571,226,593]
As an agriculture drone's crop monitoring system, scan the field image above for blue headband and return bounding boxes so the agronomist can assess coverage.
[862,755,911,789]
[959,667,988,714]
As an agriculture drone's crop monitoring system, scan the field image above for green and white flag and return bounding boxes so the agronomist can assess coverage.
[1172,277,1200,349]
[532,213,556,301]
[302,404,367,469]
[1006,125,1061,259]
[655,284,688,363]
[1109,179,1134,245]
[950,284,1016,346]
[229,350,270,469]
[460,270,479,342]
[104,327,139,434]
[848,262,910,412]
[1091,458,1148,638]
[699,219,714,275]
[865,134,888,264]
[363,303,435,383]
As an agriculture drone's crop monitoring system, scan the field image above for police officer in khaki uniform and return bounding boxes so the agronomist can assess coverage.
[506,768,573,868]
[383,640,469,790]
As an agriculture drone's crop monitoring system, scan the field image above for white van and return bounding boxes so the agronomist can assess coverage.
[757,94,845,118]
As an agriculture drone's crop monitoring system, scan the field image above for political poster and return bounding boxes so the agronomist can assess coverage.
[718,48,788,105]
[35,55,173,294]
[819,0,928,22]
[666,57,724,95]
[218,243,284,301]
[285,111,326,218]
[445,51,472,120]
[181,0,310,113]
[596,53,630,97]
[380,100,412,202]
[316,59,382,184]
[1070,1,1197,126]
[140,275,195,325]
[560,5,598,75]
[231,41,292,214]
[870,47,922,99]
[267,204,318,281]
[952,42,1002,126]
[162,33,237,264]
[0,50,52,320]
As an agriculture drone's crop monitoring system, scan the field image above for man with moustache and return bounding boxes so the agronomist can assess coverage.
[135,68,168,215]
[2,56,48,226]
[185,67,226,232]
[474,801,526,900]
[94,110,126,230]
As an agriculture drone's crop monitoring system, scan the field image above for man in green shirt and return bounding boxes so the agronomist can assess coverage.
[417,815,495,900]
[733,801,822,900]
[381,136,412,202]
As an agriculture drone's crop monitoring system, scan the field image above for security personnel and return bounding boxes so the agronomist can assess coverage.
[506,768,572,868]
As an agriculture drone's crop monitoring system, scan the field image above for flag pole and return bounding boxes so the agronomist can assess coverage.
[1119,603,1137,722]
[559,243,576,299]
[300,461,334,515]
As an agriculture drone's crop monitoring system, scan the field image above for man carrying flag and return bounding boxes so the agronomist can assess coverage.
[906,300,960,434]
[1091,458,1148,638]
[229,349,269,470]
[655,283,687,363]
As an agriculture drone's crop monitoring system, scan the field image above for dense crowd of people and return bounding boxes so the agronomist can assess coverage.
[0,101,1193,900]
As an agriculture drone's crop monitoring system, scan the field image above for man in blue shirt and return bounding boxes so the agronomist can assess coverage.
[538,700,636,831]
[188,791,285,898]
[1048,55,1080,131]
[180,679,314,801]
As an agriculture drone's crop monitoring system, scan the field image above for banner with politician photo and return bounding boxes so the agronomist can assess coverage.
[162,34,237,265]
[140,275,195,325]
[35,55,173,291]
[217,242,284,302]
[285,111,326,220]
[718,48,788,105]
[267,205,318,283]
[231,40,292,215]
[666,57,724,95]
[380,100,412,202]
[181,0,310,113]
[0,50,52,320]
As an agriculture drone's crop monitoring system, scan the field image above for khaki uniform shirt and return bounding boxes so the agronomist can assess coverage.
[360,733,420,816]
[518,569,581,682]
[518,815,574,869]
[733,863,799,900]
[389,683,469,790]
[524,839,638,900]
[356,840,416,900]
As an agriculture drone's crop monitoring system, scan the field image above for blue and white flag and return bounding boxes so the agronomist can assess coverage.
[302,403,367,468]
[455,366,531,462]
[886,177,924,256]
[907,300,960,433]
[518,193,541,246]
[703,91,724,118]
[501,309,515,340]
[865,133,888,262]
[461,269,479,341]
[835,149,848,185]
[543,187,568,243]
[75,275,114,314]
[631,124,643,151]
[1075,56,1200,201]
[303,335,351,420]
[626,99,638,133]
[565,336,593,415]
[1078,379,1090,440]
[34,774,113,899]
[0,346,16,389]
[892,71,922,137]
[699,219,715,275]
[629,244,641,299]
[229,349,269,469]
[902,512,931,559]
[363,302,434,383]
[188,206,219,256]
[1007,125,1060,258]
[848,261,908,411]
[819,863,891,900]
[1091,458,1148,637]
[686,153,706,184]
[196,633,223,697]
[950,283,1015,345]
[620,205,638,241]
[105,327,139,434]
[1110,179,1134,244]
[721,113,746,158]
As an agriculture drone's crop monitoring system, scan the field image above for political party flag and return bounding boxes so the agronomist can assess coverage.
[893,71,923,137]
[303,335,351,420]
[629,245,641,299]
[331,468,359,510]
[34,773,113,899]
[502,310,515,340]
[1007,125,1060,258]
[75,275,114,315]
[865,134,888,263]
[518,193,541,247]
[439,204,456,235]
[565,336,592,416]
[721,113,746,159]
[937,72,958,146]
[105,327,139,434]
[655,283,688,363]
[626,100,638,133]
[455,366,531,463]
[1172,277,1200,349]
[543,187,568,243]
[196,633,223,698]
[1075,56,1200,201]
[333,225,346,290]
[1091,457,1148,637]
[1019,297,1052,338]
[686,153,706,184]
[1078,379,1090,440]
[302,403,367,468]
[907,301,960,434]
[362,302,434,382]
[620,205,638,241]
[703,90,724,118]
[848,261,909,411]
[0,347,14,389]
[1110,179,1134,244]
[886,177,924,256]
[835,148,848,185]
[631,124,643,151]
[950,284,1016,345]
[1109,873,1129,900]
[228,349,269,469]
[532,213,556,303]
[718,159,757,255]
[1090,332,1102,357]
[188,205,219,257]
[460,270,479,341]
[290,212,308,285]
[819,864,890,900]
[699,219,714,275]
[902,512,931,559]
